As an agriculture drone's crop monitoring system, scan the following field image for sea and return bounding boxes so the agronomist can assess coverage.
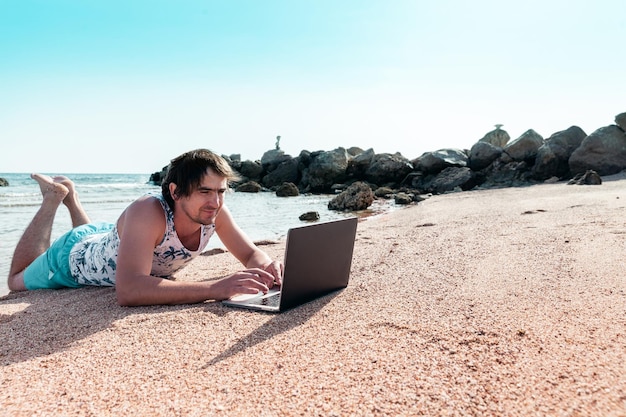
[0,173,386,297]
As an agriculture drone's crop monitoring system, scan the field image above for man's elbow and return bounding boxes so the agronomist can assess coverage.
[115,281,142,307]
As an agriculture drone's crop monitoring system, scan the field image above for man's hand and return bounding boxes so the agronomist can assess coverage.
[211,268,279,301]
[263,260,284,287]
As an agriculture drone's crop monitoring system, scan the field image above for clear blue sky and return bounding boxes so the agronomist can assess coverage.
[1,0,624,173]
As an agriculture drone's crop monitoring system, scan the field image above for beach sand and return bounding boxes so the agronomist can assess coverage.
[1,176,625,416]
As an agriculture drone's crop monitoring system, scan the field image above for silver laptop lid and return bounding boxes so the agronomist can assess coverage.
[278,217,358,311]
[222,217,358,312]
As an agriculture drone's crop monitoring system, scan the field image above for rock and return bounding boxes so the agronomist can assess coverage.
[479,126,510,147]
[328,181,374,211]
[374,186,394,198]
[346,148,375,179]
[568,170,602,185]
[238,160,263,182]
[261,149,291,172]
[302,148,350,192]
[0,177,8,187]
[412,149,468,175]
[262,158,299,188]
[394,192,414,205]
[364,153,414,186]
[616,112,626,131]
[149,166,168,185]
[347,146,365,156]
[299,211,320,221]
[504,129,544,162]
[426,167,474,194]
[469,141,502,171]
[275,182,300,197]
[476,160,532,188]
[569,125,626,175]
[223,154,241,171]
[532,126,587,180]
[236,181,262,193]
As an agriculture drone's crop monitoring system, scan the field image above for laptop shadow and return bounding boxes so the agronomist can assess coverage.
[201,291,340,368]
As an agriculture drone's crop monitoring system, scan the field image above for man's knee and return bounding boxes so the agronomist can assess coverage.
[7,271,27,292]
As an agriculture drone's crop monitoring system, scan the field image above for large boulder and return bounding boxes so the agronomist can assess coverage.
[414,167,473,194]
[275,182,300,197]
[364,153,413,186]
[328,181,374,211]
[236,181,262,193]
[476,159,532,188]
[262,158,300,188]
[504,129,544,162]
[238,160,264,182]
[479,127,510,147]
[433,167,473,193]
[532,126,587,180]
[346,148,375,179]
[302,148,350,192]
[412,149,468,175]
[569,125,626,175]
[468,141,502,171]
[260,149,291,172]
[615,112,626,131]
[0,177,8,187]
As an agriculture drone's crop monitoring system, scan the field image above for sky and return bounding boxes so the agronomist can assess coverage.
[1,0,624,174]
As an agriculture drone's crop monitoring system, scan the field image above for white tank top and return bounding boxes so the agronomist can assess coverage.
[69,194,215,286]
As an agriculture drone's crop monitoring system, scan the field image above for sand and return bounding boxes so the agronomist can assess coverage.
[1,176,625,416]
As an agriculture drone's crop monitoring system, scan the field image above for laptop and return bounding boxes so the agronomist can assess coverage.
[222,217,358,312]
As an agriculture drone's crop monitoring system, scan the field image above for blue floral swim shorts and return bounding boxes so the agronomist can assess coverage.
[22,222,114,290]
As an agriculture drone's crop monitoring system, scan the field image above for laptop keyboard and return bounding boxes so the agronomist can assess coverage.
[259,292,281,307]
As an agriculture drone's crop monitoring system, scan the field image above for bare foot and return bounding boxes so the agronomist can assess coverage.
[51,175,80,207]
[31,173,69,203]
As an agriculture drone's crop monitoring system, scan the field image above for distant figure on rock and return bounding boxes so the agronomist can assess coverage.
[275,135,281,150]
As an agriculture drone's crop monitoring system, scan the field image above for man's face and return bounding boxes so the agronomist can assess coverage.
[175,169,228,226]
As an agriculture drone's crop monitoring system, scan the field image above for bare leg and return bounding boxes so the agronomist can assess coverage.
[7,174,88,291]
[57,175,91,227]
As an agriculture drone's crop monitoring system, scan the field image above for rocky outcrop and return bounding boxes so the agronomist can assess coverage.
[0,177,8,187]
[413,167,474,194]
[480,126,510,147]
[504,129,544,162]
[412,149,468,175]
[301,148,350,192]
[569,125,626,175]
[262,158,299,188]
[532,126,587,180]
[469,141,502,171]
[615,113,626,131]
[261,149,291,172]
[238,160,263,182]
[364,153,413,186]
[149,111,626,214]
[328,181,374,211]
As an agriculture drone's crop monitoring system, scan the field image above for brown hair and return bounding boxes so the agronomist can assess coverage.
[161,149,240,210]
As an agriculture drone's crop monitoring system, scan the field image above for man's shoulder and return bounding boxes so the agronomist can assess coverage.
[125,195,166,219]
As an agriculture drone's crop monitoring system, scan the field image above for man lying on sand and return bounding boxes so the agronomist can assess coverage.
[7,149,283,306]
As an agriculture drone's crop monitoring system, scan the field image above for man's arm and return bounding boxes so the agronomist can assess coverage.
[215,205,284,284]
[114,198,275,306]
